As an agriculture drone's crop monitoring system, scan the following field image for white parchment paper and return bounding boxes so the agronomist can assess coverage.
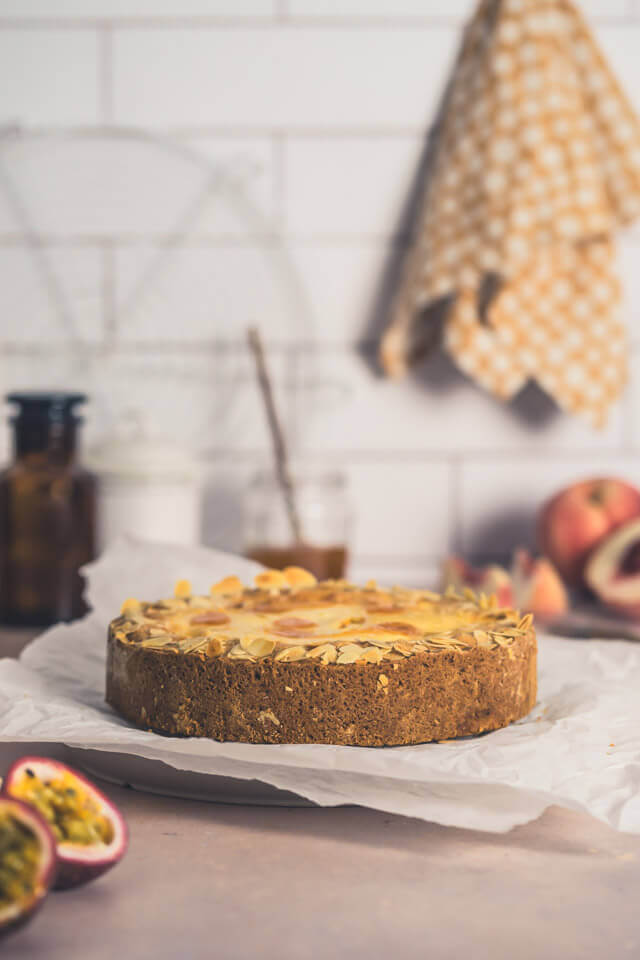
[1,538,640,833]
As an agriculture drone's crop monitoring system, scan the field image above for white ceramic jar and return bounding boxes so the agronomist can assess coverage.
[90,433,201,550]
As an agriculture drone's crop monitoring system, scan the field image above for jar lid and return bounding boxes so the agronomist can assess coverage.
[7,391,88,423]
[89,427,200,484]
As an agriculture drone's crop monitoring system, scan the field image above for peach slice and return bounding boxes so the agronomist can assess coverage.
[442,556,514,607]
[585,517,640,618]
[511,549,568,620]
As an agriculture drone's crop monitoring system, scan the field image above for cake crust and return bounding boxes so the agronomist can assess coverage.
[106,571,537,747]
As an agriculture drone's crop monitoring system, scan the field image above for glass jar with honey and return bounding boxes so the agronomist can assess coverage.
[244,469,350,580]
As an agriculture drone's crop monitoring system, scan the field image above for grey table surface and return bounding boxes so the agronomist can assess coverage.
[1,628,640,960]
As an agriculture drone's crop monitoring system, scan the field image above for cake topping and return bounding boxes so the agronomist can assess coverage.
[112,571,533,666]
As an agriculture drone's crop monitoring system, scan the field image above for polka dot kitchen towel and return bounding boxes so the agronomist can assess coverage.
[380,0,640,427]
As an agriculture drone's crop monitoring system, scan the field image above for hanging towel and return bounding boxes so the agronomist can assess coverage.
[380,0,640,427]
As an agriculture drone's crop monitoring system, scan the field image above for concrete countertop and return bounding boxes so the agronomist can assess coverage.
[2,629,640,960]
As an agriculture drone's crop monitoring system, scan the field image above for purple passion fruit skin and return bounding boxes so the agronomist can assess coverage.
[3,757,128,890]
[0,796,56,939]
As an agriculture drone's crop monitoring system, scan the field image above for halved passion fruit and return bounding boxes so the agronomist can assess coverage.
[3,758,127,890]
[0,796,56,938]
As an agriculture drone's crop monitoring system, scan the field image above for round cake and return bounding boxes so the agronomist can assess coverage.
[106,567,537,747]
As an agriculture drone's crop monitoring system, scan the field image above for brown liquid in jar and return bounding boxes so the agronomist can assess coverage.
[247,543,347,581]
[0,393,96,626]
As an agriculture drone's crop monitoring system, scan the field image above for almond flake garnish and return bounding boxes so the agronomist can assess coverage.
[210,576,244,595]
[140,635,179,650]
[120,598,142,618]
[382,651,404,662]
[473,630,493,649]
[360,647,384,663]
[518,613,534,631]
[336,643,366,664]
[255,570,287,591]
[241,636,276,658]
[275,646,307,662]
[181,637,211,654]
[368,637,394,648]
[393,640,414,656]
[228,643,255,661]
[283,566,317,587]
[306,643,337,660]
[206,637,226,657]
[419,591,441,602]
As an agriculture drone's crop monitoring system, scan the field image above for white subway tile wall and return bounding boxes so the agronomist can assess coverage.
[0,0,639,587]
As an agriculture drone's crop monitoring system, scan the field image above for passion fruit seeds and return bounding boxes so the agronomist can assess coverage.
[3,757,128,890]
[15,766,113,847]
[0,797,56,939]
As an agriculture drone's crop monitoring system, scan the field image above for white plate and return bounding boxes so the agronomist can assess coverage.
[68,747,316,807]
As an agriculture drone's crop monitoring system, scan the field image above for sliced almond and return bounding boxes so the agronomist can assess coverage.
[210,575,244,595]
[181,636,211,654]
[206,637,226,658]
[283,566,317,587]
[518,613,534,631]
[255,570,287,591]
[360,646,384,663]
[393,640,415,657]
[140,635,179,650]
[174,579,192,599]
[473,630,493,648]
[120,597,142,617]
[306,643,336,660]
[336,643,366,664]
[228,643,255,660]
[241,635,276,658]
[275,645,307,662]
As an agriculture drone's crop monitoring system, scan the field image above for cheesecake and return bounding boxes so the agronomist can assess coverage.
[106,568,537,746]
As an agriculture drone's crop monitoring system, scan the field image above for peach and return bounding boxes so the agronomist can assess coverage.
[442,556,514,607]
[442,551,568,620]
[585,517,640,618]
[510,549,568,620]
[538,478,640,586]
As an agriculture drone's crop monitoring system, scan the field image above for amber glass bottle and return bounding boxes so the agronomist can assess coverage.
[0,393,96,626]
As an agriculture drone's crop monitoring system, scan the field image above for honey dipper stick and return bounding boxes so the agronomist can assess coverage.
[247,327,303,544]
